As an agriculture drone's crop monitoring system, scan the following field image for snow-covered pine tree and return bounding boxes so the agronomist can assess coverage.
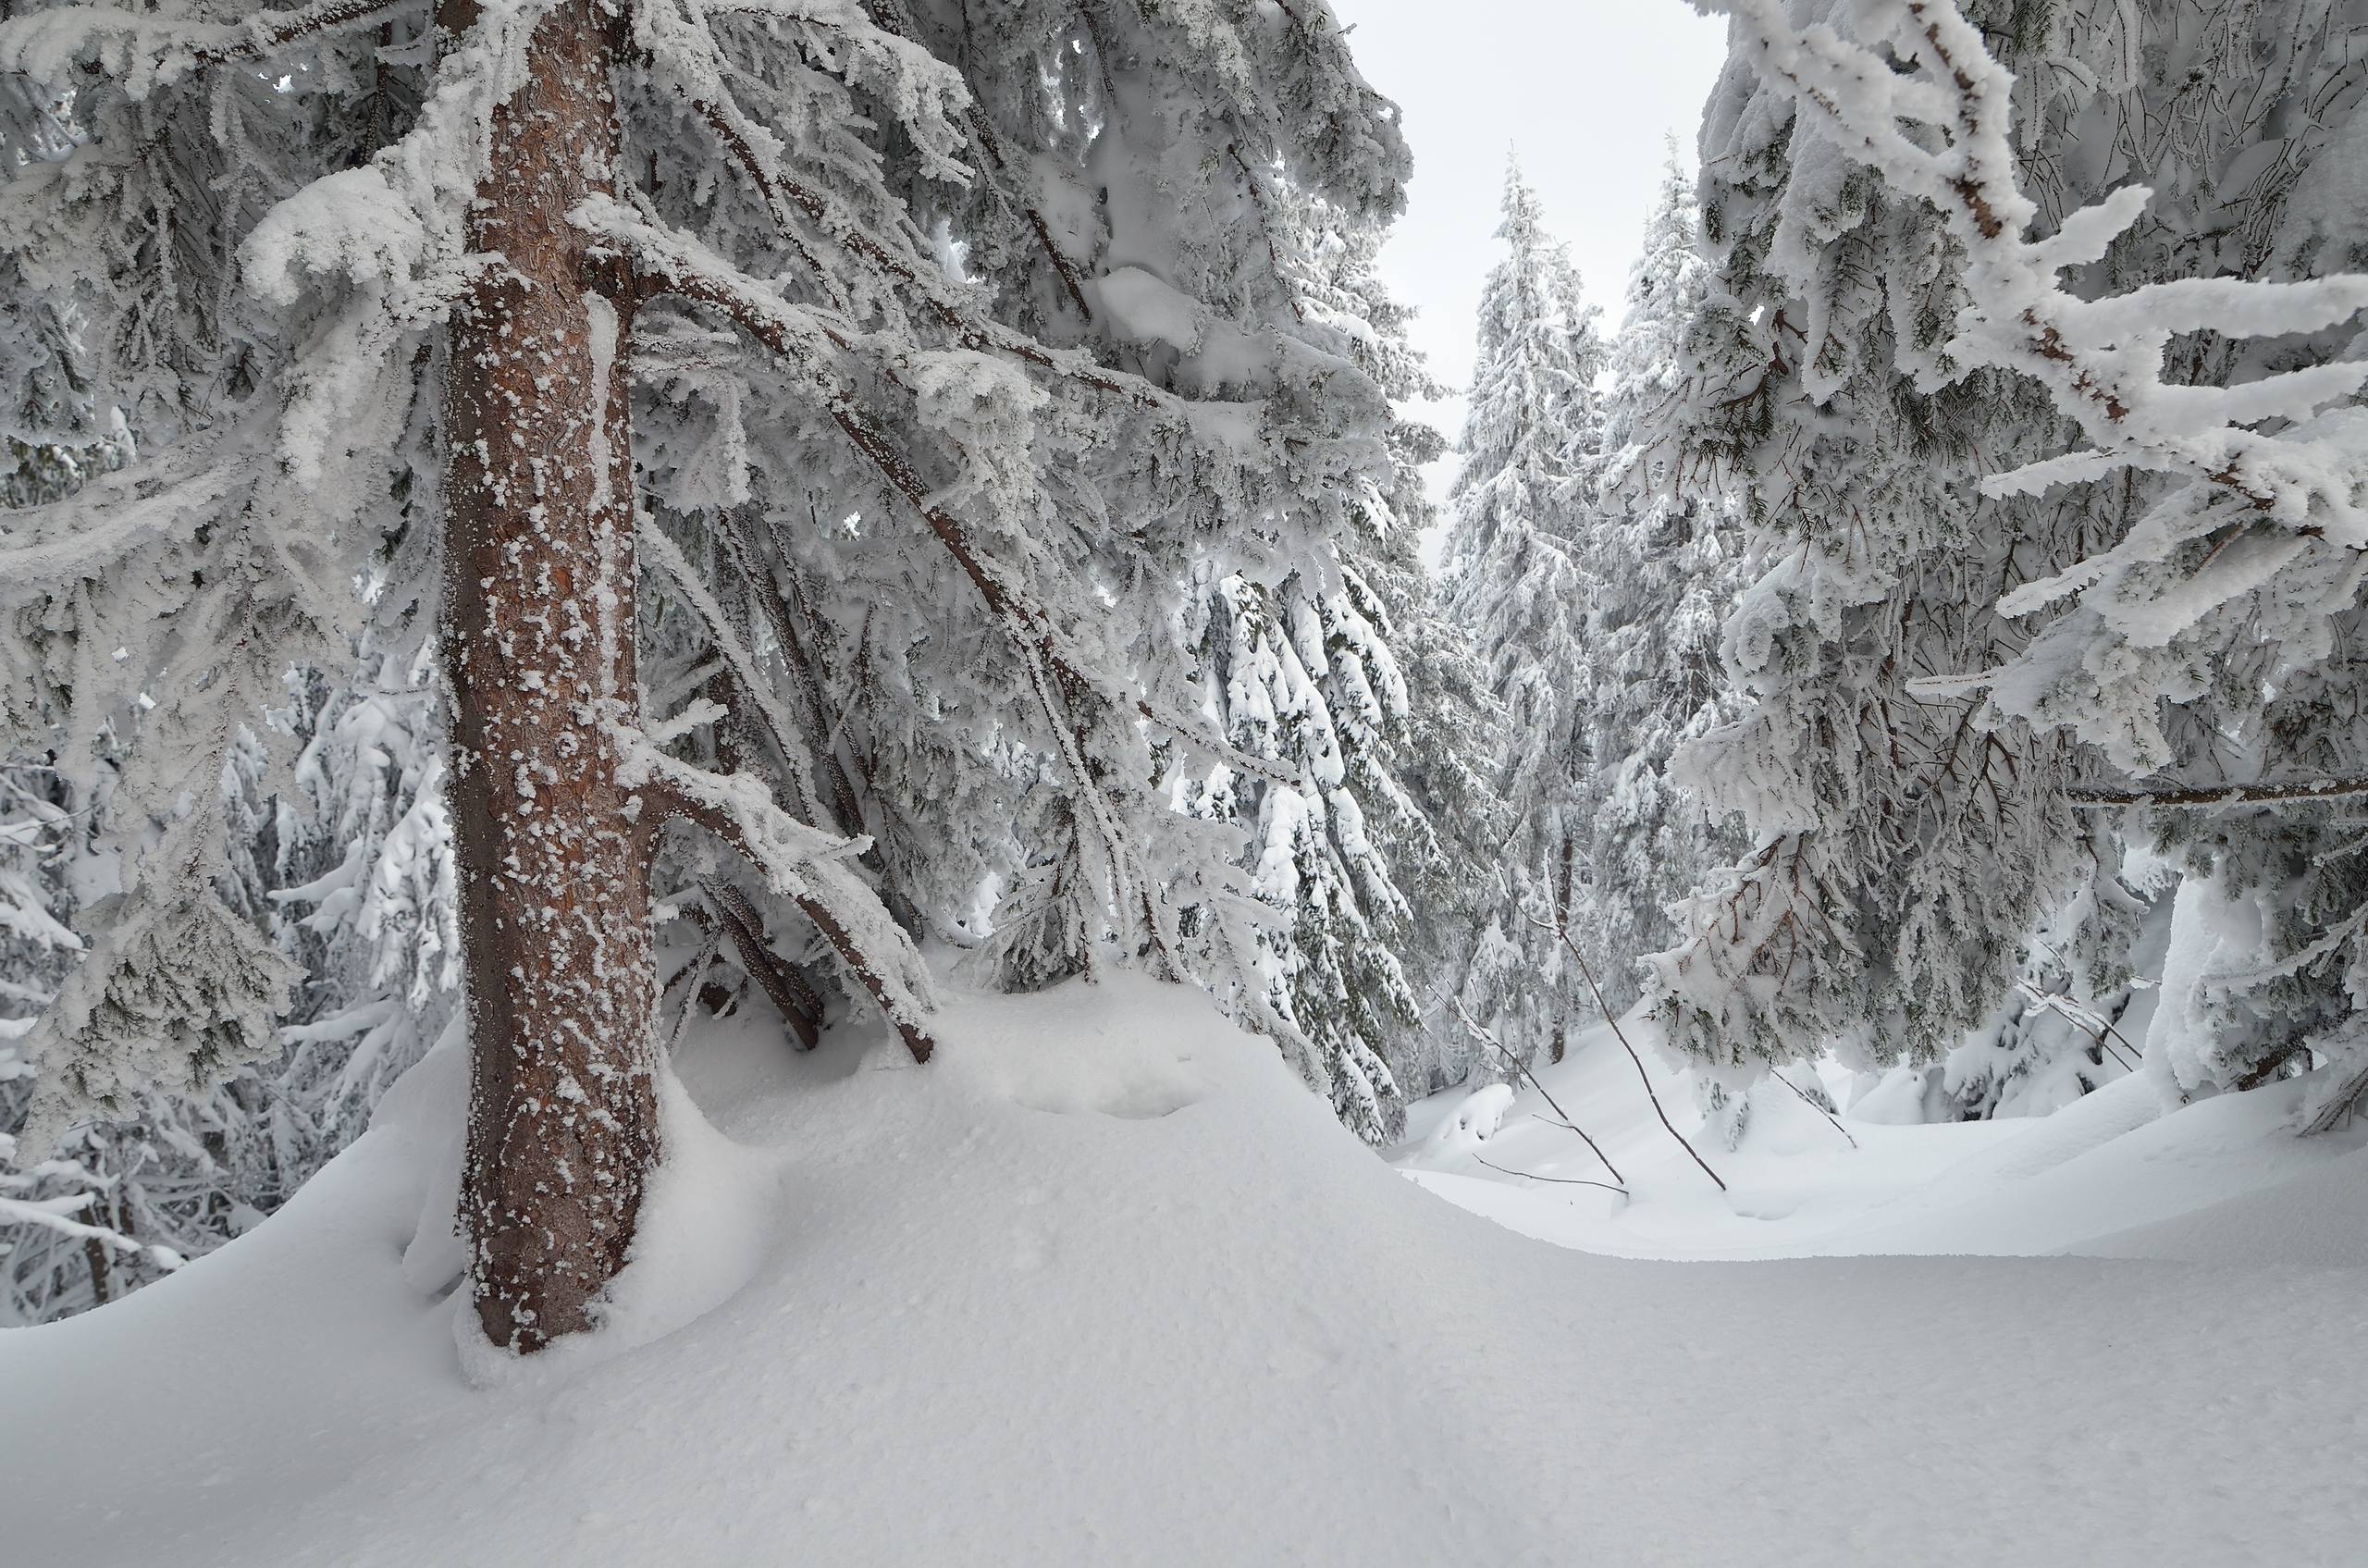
[271,646,460,1145]
[0,426,193,1322]
[1353,432,1505,1099]
[1,0,1412,1347]
[1574,142,1745,1020]
[1293,183,1508,1103]
[1671,0,2368,1128]
[1440,155,1608,1072]
[0,738,127,1324]
[1182,175,1502,1137]
[1,589,462,1323]
[1643,0,2164,1109]
[1969,2,2368,1121]
[1186,567,1415,1143]
[1366,525,1506,1098]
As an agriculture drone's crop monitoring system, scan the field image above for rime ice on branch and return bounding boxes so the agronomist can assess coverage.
[1665,0,2368,1119]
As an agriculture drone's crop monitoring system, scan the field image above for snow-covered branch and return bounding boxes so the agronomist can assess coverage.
[1696,0,2368,513]
[1694,0,2368,772]
[0,0,410,102]
[0,1186,175,1269]
[2066,777,2368,809]
[637,520,828,825]
[857,0,1098,318]
[586,194,1302,793]
[621,731,939,1064]
[677,88,1166,412]
[708,511,873,846]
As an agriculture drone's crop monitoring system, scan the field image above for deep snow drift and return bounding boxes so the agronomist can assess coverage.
[6,976,2366,1566]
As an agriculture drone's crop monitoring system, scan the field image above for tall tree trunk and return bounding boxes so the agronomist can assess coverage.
[438,0,656,1353]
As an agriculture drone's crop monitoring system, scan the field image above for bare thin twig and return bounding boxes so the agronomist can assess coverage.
[1438,987,1625,1188]
[660,928,722,1056]
[1471,1154,1627,1197]
[1526,911,1728,1193]
[1770,1068,1858,1150]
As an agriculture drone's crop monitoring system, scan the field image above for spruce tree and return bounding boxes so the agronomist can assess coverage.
[0,604,462,1322]
[1182,168,1501,1139]
[1439,156,1606,1071]
[1573,144,1745,1019]
[1663,0,2368,1128]
[1646,4,2147,1104]
[1291,183,1506,1101]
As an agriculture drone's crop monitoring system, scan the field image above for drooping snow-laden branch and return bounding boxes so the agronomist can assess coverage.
[604,206,1179,961]
[0,437,255,588]
[583,194,1302,796]
[709,509,873,850]
[859,0,1098,319]
[0,1188,180,1267]
[2066,777,2368,809]
[1691,0,2368,721]
[641,518,924,1036]
[636,12,1307,788]
[675,87,1166,414]
[638,520,830,826]
[660,0,1104,328]
[618,727,940,1064]
[0,0,410,101]
[1694,0,2368,507]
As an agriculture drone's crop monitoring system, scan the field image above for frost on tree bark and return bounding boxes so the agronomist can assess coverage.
[436,0,658,1353]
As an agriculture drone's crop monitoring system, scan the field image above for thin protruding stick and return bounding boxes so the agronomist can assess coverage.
[660,928,722,1056]
[1528,912,1728,1193]
[1472,1154,1627,1197]
[1770,1068,1858,1150]
[1440,987,1626,1189]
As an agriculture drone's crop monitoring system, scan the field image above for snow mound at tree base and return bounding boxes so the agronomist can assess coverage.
[7,975,2367,1566]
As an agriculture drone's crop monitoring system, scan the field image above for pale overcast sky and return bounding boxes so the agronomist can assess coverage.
[1327,1,1732,500]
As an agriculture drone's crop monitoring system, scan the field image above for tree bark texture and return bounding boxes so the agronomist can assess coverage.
[438,0,657,1353]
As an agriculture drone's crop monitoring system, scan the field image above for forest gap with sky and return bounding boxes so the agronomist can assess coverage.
[1334,0,1731,514]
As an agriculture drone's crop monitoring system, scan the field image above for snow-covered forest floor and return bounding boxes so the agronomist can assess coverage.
[6,974,2364,1568]
[1399,1016,2368,1266]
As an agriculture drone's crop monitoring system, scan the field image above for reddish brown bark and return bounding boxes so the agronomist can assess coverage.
[438,0,657,1353]
[703,879,824,1050]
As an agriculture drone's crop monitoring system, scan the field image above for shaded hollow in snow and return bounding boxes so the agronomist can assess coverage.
[5,973,2365,1565]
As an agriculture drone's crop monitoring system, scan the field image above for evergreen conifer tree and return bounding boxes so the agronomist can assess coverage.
[1572,144,1745,1019]
[1440,156,1606,1071]
[1661,0,2368,1129]
[1183,169,1501,1139]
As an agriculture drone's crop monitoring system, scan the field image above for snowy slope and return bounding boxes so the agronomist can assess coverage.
[7,978,2368,1566]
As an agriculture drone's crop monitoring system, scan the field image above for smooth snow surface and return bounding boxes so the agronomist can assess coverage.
[8,980,2368,1566]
